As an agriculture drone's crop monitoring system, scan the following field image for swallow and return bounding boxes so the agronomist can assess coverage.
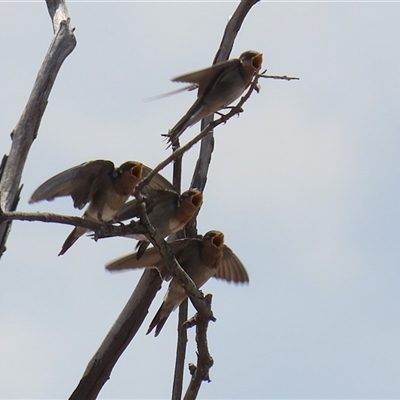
[117,188,203,259]
[167,50,263,145]
[106,230,249,336]
[29,159,174,255]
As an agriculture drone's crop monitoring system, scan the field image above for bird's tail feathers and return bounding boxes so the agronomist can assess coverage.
[167,116,191,147]
[167,100,203,146]
[146,302,170,337]
[135,240,150,260]
[58,226,88,256]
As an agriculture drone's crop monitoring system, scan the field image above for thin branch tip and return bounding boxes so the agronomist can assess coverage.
[259,73,300,81]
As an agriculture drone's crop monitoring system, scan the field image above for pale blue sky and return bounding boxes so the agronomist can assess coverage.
[1,1,400,399]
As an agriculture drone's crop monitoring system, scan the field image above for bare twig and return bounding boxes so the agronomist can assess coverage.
[0,210,146,239]
[259,73,300,81]
[0,0,76,258]
[183,294,215,400]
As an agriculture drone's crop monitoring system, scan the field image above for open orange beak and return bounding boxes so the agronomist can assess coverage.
[191,192,203,208]
[212,232,224,248]
[131,163,143,179]
[252,53,263,71]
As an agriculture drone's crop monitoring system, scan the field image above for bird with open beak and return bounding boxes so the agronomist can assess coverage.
[106,230,249,336]
[29,160,173,255]
[117,188,204,260]
[167,50,263,146]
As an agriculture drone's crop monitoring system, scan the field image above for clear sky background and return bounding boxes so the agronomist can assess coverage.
[1,1,400,399]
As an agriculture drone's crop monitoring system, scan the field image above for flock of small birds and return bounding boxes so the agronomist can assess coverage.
[29,50,263,335]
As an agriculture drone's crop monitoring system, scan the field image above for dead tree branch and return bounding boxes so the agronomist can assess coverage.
[0,210,147,239]
[69,268,162,400]
[180,1,261,398]
[183,294,214,400]
[172,299,189,400]
[191,0,261,193]
[0,0,76,258]
[259,73,300,81]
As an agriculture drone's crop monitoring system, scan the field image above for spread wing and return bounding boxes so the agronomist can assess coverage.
[140,165,176,192]
[117,189,178,221]
[171,59,239,98]
[145,84,198,101]
[115,199,140,221]
[106,246,165,272]
[29,160,115,210]
[105,238,200,280]
[213,245,249,283]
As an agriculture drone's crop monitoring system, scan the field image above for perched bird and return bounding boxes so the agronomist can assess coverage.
[29,160,173,255]
[106,230,249,336]
[168,50,263,145]
[117,188,204,260]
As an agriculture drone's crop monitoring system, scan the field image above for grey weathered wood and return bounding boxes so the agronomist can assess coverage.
[69,269,162,400]
[191,0,260,192]
[0,0,76,257]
